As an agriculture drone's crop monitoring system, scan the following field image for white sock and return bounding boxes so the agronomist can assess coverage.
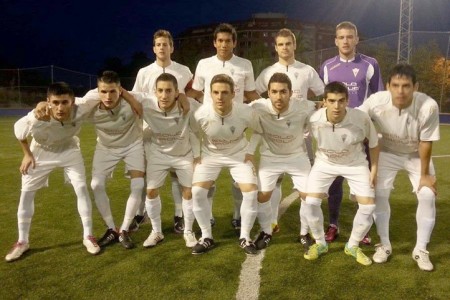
[239,190,258,240]
[231,182,243,219]
[136,188,146,216]
[257,201,272,234]
[171,177,183,217]
[145,196,162,233]
[91,175,115,229]
[17,190,36,243]
[182,198,195,233]
[305,196,325,245]
[373,188,391,248]
[299,199,309,235]
[415,187,436,251]
[270,184,282,224]
[120,178,144,232]
[207,184,216,220]
[192,186,212,239]
[348,203,376,248]
[72,179,93,238]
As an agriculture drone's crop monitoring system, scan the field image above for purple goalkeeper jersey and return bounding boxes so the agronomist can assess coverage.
[320,53,384,108]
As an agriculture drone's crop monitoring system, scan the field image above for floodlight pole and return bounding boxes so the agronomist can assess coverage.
[397,0,413,63]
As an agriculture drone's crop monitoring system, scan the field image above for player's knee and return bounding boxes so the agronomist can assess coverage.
[417,186,435,204]
[90,176,105,192]
[147,189,159,199]
[130,178,145,192]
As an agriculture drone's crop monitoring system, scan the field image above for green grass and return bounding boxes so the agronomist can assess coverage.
[0,117,449,299]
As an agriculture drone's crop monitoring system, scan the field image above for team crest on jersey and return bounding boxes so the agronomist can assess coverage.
[352,68,360,77]
[341,134,347,142]
[294,72,299,79]
[230,126,236,134]
[286,120,291,128]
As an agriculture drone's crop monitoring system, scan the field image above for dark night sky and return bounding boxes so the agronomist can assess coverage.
[1,0,449,73]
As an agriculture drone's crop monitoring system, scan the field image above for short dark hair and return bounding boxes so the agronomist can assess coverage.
[47,82,74,98]
[210,74,234,92]
[155,73,178,90]
[97,70,121,85]
[336,21,358,36]
[153,29,173,47]
[275,28,296,46]
[268,73,292,91]
[387,63,417,85]
[324,81,349,99]
[214,23,237,42]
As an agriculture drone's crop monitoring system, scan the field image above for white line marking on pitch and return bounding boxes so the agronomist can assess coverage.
[236,192,298,300]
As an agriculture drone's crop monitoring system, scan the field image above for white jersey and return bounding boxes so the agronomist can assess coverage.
[133,61,193,95]
[193,102,262,157]
[192,54,256,104]
[249,98,315,160]
[358,91,440,155]
[309,107,378,166]
[142,96,200,157]
[14,104,94,152]
[255,61,324,101]
[83,89,143,149]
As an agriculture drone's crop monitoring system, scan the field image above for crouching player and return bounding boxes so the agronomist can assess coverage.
[248,73,316,251]
[140,73,201,248]
[5,82,100,262]
[85,71,145,249]
[303,81,379,265]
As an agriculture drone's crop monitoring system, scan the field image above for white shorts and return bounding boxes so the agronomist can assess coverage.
[92,140,145,177]
[146,150,194,189]
[193,152,257,185]
[22,145,86,191]
[258,155,310,192]
[306,159,374,198]
[377,151,435,192]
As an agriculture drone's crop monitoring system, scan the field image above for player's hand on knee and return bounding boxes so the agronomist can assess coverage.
[20,154,35,175]
[244,153,254,165]
[418,174,437,195]
[193,157,201,167]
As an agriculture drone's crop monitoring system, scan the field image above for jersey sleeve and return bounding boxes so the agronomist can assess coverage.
[419,98,440,142]
[255,70,267,95]
[309,68,325,96]
[244,60,256,92]
[247,131,262,155]
[192,60,205,92]
[14,111,38,140]
[132,69,145,92]
[368,60,384,94]
[364,113,379,148]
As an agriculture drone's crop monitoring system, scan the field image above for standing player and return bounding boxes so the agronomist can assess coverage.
[358,64,439,271]
[248,73,316,251]
[187,23,260,233]
[320,21,383,244]
[140,73,201,248]
[132,29,194,234]
[190,74,262,255]
[87,71,145,250]
[255,28,324,233]
[5,82,100,262]
[303,81,379,266]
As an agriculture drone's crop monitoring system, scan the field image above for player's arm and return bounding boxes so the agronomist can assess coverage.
[186,88,204,103]
[14,115,36,175]
[369,144,379,188]
[243,90,260,104]
[121,88,143,118]
[18,139,35,175]
[418,141,436,194]
[34,101,51,121]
